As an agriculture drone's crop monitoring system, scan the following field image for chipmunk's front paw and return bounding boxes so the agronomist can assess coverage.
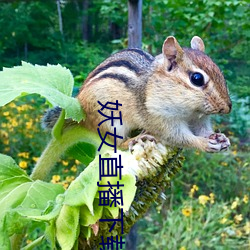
[206,133,230,152]
[129,134,156,152]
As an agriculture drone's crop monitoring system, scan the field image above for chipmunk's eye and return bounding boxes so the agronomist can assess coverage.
[190,72,204,87]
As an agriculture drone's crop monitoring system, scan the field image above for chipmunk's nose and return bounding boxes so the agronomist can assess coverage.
[219,101,232,114]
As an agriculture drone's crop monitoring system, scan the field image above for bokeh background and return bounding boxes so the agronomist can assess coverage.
[0,1,249,249]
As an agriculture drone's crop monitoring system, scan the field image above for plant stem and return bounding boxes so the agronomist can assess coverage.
[30,125,108,181]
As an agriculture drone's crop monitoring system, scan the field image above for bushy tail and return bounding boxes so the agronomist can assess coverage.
[41,106,62,130]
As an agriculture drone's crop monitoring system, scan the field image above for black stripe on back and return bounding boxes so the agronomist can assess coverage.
[96,73,130,85]
[125,48,154,62]
[91,60,140,79]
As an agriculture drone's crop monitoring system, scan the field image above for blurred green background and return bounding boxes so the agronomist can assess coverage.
[0,0,249,249]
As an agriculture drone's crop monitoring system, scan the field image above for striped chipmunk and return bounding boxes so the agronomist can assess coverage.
[43,36,232,153]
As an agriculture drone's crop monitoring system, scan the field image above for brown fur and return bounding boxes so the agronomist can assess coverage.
[77,36,231,152]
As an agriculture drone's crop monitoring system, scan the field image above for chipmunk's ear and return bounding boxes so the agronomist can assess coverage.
[162,36,184,63]
[191,36,205,52]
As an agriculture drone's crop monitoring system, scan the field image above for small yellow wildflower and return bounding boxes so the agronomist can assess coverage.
[3,138,9,145]
[32,157,39,162]
[232,150,237,156]
[11,119,18,127]
[26,239,32,244]
[9,103,16,108]
[194,238,201,247]
[234,214,243,224]
[231,197,240,209]
[62,160,69,166]
[18,152,30,159]
[221,162,228,167]
[4,147,10,152]
[3,111,9,116]
[179,247,186,250]
[63,182,69,189]
[26,121,33,129]
[66,176,75,182]
[244,221,250,234]
[182,207,192,217]
[51,175,61,183]
[0,130,8,138]
[70,165,77,172]
[235,157,242,163]
[75,159,81,165]
[189,184,199,197]
[236,229,243,237]
[221,232,227,238]
[209,193,215,204]
[198,195,210,206]
[243,195,248,204]
[220,217,228,224]
[195,150,200,155]
[19,161,28,169]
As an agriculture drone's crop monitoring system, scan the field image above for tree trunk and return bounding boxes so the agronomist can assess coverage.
[128,0,142,48]
[82,0,89,41]
[56,0,63,36]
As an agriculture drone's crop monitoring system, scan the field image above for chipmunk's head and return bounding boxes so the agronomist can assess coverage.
[155,36,232,115]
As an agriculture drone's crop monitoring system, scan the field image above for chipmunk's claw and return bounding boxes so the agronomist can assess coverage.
[207,133,230,152]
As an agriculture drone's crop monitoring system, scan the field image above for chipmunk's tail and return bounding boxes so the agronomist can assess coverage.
[41,106,62,130]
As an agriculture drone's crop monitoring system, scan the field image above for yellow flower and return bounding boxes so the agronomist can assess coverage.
[232,150,237,156]
[220,217,228,224]
[179,247,186,250]
[209,193,215,204]
[26,121,33,129]
[221,162,228,167]
[70,165,77,172]
[26,239,32,244]
[194,238,201,247]
[66,176,75,182]
[0,130,8,138]
[9,102,16,108]
[51,175,61,183]
[234,214,243,224]
[231,198,240,209]
[244,221,250,234]
[182,207,192,217]
[19,161,28,169]
[62,160,69,166]
[18,152,30,159]
[189,184,199,197]
[243,195,248,204]
[3,111,9,116]
[63,182,69,189]
[236,229,243,237]
[75,159,81,165]
[198,195,210,206]
[221,232,227,238]
[32,157,39,162]
[11,119,18,127]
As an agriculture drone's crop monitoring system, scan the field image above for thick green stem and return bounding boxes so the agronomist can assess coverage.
[30,126,109,181]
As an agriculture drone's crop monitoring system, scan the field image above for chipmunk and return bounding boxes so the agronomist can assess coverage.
[44,36,232,153]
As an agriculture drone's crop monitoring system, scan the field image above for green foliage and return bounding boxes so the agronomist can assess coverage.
[137,139,250,249]
[0,154,64,249]
[138,196,249,249]
[0,62,84,121]
[0,1,249,249]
